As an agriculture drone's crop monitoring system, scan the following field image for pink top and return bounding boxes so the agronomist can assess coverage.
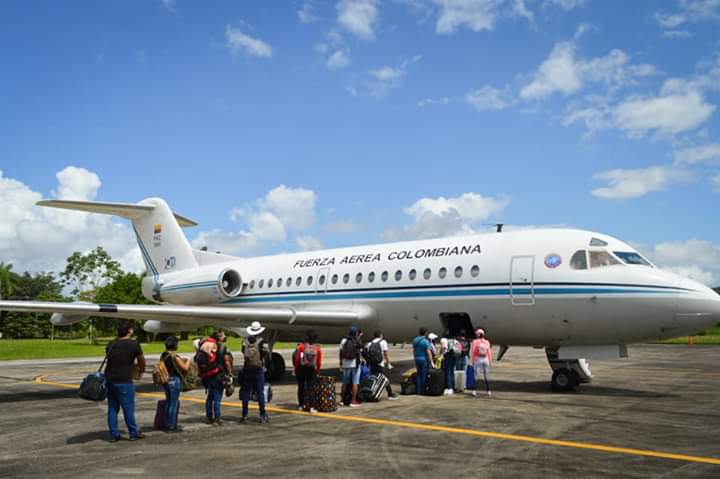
[470,338,492,365]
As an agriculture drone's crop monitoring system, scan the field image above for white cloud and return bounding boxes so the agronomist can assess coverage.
[418,96,451,107]
[662,29,693,38]
[324,221,363,234]
[296,235,324,252]
[591,166,691,200]
[644,238,720,286]
[353,55,421,97]
[191,230,259,256]
[465,85,512,111]
[248,212,286,242]
[0,168,142,275]
[655,0,720,29]
[543,0,587,9]
[672,143,720,165]
[711,174,720,191]
[613,90,714,137]
[520,42,656,100]
[259,185,317,231]
[225,25,273,58]
[327,49,351,70]
[369,65,403,81]
[298,2,318,23]
[434,0,500,34]
[511,0,534,23]
[337,0,379,40]
[384,192,511,240]
[655,12,687,28]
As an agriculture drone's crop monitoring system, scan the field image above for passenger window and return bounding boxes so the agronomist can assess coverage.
[268,278,273,288]
[470,265,479,277]
[454,266,463,278]
[331,274,338,285]
[423,268,431,280]
[395,270,402,281]
[381,271,389,282]
[296,276,302,286]
[319,275,326,285]
[277,278,282,288]
[356,272,363,283]
[286,277,292,287]
[343,273,350,284]
[570,250,587,270]
[249,280,255,289]
[409,269,417,280]
[259,279,264,289]
[368,272,375,283]
[439,267,447,279]
[307,276,313,286]
[589,251,621,268]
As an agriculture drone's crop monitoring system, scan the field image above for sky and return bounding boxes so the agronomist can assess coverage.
[1,0,720,286]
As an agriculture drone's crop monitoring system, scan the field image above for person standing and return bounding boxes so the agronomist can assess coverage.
[412,328,433,395]
[295,329,322,412]
[470,328,493,397]
[339,326,362,407]
[159,335,190,432]
[214,330,234,395]
[197,335,223,425]
[441,330,456,395]
[105,321,146,442]
[365,330,398,400]
[240,321,271,423]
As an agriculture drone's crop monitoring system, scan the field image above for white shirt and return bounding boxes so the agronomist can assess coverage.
[367,338,389,367]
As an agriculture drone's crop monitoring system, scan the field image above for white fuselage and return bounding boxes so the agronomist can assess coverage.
[149,229,720,346]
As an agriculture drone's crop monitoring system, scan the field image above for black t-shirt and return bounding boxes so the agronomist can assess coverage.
[105,339,143,383]
[161,351,182,378]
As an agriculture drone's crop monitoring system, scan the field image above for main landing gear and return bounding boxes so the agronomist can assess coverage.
[545,347,592,392]
[266,352,286,381]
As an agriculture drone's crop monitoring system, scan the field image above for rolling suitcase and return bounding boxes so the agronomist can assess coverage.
[312,376,337,412]
[454,369,466,392]
[153,399,179,430]
[425,368,445,396]
[359,373,389,402]
[400,368,417,395]
[466,364,476,390]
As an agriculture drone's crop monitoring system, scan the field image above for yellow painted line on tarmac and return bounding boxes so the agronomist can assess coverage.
[33,375,720,467]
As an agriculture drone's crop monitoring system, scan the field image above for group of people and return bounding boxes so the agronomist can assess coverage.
[102,320,491,442]
[413,327,493,397]
[102,320,272,442]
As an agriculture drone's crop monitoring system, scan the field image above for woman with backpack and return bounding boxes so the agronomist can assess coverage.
[295,330,323,412]
[196,336,223,425]
[159,335,191,432]
[470,328,493,397]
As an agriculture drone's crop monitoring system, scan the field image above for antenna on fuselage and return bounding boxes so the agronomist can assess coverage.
[495,223,503,233]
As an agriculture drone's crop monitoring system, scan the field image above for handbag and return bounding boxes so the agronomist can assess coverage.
[78,343,114,401]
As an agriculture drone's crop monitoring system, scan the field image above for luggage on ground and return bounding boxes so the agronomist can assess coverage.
[400,368,417,395]
[425,368,445,396]
[78,371,108,402]
[466,364,476,390]
[454,369,466,392]
[153,399,180,430]
[312,375,337,412]
[359,373,389,402]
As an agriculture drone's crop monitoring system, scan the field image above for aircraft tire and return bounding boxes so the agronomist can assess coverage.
[551,368,577,392]
[266,352,286,381]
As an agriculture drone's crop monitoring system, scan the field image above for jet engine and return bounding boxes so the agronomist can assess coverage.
[148,265,244,305]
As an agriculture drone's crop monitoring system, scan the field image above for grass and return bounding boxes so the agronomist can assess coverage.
[659,325,720,345]
[0,337,304,361]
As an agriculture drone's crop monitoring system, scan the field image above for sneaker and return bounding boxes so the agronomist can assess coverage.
[442,389,449,395]
[447,389,454,395]
[487,390,492,397]
[205,418,215,425]
[471,391,478,397]
[128,432,145,441]
[349,401,361,407]
[298,406,304,411]
[309,408,318,413]
[215,419,224,427]
[239,417,247,423]
[109,436,120,443]
[388,394,399,401]
[261,415,270,423]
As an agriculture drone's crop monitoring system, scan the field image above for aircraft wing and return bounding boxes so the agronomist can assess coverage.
[0,300,369,328]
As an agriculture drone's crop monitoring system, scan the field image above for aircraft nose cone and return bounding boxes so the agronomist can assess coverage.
[676,280,719,332]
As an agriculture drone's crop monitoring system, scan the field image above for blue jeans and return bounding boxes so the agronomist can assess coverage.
[415,359,428,395]
[455,355,468,371]
[241,368,267,418]
[444,355,456,390]
[163,376,181,429]
[202,375,223,420]
[342,366,361,385]
[107,382,139,439]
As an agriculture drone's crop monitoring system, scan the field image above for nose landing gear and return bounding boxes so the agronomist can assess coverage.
[546,347,592,391]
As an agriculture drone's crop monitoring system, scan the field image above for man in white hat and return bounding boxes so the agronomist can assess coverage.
[240,321,271,422]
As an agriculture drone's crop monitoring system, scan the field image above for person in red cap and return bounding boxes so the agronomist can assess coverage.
[470,328,493,397]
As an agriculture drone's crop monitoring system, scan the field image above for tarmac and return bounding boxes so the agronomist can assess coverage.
[0,344,718,478]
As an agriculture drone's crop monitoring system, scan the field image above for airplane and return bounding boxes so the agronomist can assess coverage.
[0,197,718,391]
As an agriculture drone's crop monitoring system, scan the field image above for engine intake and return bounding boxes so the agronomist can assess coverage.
[219,269,242,298]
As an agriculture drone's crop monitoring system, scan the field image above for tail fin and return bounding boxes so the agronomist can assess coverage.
[37,198,199,275]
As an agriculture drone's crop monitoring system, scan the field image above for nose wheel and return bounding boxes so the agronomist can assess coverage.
[551,368,580,391]
[546,347,592,392]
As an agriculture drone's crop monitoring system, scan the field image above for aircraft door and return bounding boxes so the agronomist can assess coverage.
[510,256,535,306]
[315,267,330,293]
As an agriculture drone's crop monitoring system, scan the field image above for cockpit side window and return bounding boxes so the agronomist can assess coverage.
[589,251,621,268]
[614,251,652,266]
[590,237,608,247]
[570,250,588,270]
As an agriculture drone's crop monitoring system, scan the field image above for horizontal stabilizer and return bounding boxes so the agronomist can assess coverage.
[36,199,198,227]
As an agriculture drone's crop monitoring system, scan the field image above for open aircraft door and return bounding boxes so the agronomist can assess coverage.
[510,256,535,306]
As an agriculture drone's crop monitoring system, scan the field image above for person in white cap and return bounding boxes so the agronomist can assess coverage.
[240,321,271,422]
[427,332,440,367]
[470,328,493,396]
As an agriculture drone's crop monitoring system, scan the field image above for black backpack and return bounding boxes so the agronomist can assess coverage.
[340,337,360,360]
[367,341,383,365]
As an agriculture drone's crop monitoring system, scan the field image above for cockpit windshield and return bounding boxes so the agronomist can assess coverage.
[589,251,621,268]
[614,251,652,266]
